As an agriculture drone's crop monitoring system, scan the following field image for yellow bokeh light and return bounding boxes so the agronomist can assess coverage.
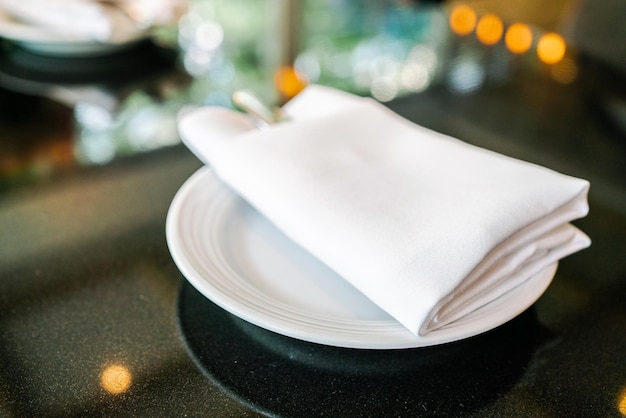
[274,66,308,100]
[101,364,132,394]
[618,387,626,416]
[476,14,503,45]
[537,33,567,65]
[505,23,533,54]
[449,5,477,36]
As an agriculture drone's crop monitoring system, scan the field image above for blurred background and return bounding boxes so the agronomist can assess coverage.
[0,0,624,190]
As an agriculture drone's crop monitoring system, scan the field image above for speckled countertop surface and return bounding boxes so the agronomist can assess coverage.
[1,45,626,417]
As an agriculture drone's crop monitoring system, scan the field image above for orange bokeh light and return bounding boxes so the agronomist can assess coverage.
[449,5,477,36]
[100,364,132,394]
[537,33,567,64]
[476,14,503,45]
[274,66,308,100]
[505,23,533,54]
[618,387,626,416]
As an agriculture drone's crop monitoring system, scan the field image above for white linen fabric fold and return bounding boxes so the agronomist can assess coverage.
[0,0,133,41]
[0,0,185,42]
[178,85,590,336]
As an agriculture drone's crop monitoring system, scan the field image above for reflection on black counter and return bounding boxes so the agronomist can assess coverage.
[0,40,178,87]
[0,88,75,191]
[0,40,190,190]
[177,281,552,417]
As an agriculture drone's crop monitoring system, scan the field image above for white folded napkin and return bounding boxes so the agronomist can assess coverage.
[178,85,590,336]
[0,0,185,42]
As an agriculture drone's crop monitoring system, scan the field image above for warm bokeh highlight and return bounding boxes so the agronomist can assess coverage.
[274,66,308,100]
[505,23,533,54]
[100,364,132,394]
[449,5,477,36]
[476,14,503,45]
[537,32,566,64]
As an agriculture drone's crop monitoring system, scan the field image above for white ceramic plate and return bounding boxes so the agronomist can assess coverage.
[0,11,145,56]
[167,167,557,349]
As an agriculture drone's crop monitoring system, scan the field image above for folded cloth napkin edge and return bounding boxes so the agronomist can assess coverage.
[176,85,593,339]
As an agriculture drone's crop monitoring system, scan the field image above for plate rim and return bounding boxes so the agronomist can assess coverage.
[166,167,557,349]
[0,12,146,56]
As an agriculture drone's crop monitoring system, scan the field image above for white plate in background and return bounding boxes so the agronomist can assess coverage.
[0,10,145,56]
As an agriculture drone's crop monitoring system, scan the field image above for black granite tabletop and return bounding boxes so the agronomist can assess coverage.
[1,4,625,416]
